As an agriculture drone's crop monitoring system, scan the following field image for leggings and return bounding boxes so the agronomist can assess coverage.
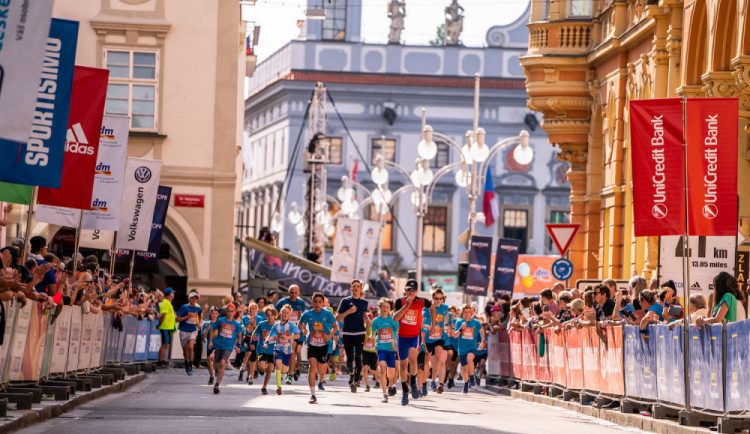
[342,334,365,382]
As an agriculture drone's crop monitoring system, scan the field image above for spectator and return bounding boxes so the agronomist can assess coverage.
[602,279,617,300]
[689,294,708,321]
[256,296,267,310]
[649,277,659,291]
[158,287,176,368]
[540,289,560,315]
[629,275,648,321]
[571,288,582,300]
[373,270,393,298]
[667,305,683,323]
[696,271,743,328]
[595,284,615,320]
[556,291,574,322]
[638,289,663,330]
[266,290,277,305]
[552,282,564,295]
[28,236,59,301]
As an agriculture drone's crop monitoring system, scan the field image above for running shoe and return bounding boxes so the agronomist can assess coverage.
[336,370,342,375]
[318,382,325,391]
[238,369,244,381]
[457,374,463,381]
[410,384,419,399]
[261,387,268,395]
[388,386,397,396]
[365,385,370,392]
[382,395,388,403]
[469,375,476,387]
[208,377,214,385]
[213,384,220,394]
[401,393,409,406]
[285,375,293,385]
[375,381,380,388]
[276,387,282,395]
[437,383,444,394]
[294,370,300,381]
[185,364,190,375]
[329,372,336,381]
[431,381,437,391]
[462,383,469,394]
[247,378,254,386]
[447,378,454,389]
[309,395,317,404]
[421,383,427,397]
[350,382,357,393]
[188,369,193,376]
[254,371,259,378]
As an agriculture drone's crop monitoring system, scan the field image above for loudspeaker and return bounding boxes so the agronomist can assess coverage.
[457,262,468,287]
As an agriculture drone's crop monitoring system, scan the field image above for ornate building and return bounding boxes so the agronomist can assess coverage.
[522,0,750,282]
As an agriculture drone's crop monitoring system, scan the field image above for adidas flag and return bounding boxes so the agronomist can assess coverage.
[37,66,108,210]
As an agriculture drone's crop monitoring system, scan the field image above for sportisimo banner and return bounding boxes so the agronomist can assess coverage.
[331,217,359,283]
[37,66,109,209]
[466,235,493,296]
[685,98,738,236]
[117,158,163,251]
[493,238,521,296]
[630,99,685,236]
[81,115,130,231]
[0,18,78,188]
[0,0,54,143]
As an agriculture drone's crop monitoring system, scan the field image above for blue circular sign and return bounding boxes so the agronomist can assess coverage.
[551,258,574,281]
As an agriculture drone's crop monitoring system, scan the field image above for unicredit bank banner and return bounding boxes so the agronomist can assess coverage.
[117,158,162,252]
[685,98,738,236]
[0,18,78,188]
[630,99,686,236]
[37,66,109,209]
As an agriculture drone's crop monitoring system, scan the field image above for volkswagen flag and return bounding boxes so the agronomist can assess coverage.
[117,158,163,251]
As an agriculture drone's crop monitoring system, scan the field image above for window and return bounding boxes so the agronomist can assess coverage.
[569,0,593,17]
[542,0,550,20]
[104,49,158,131]
[503,209,528,254]
[322,1,347,40]
[428,141,450,169]
[325,137,343,164]
[365,204,394,251]
[371,138,396,163]
[423,206,448,253]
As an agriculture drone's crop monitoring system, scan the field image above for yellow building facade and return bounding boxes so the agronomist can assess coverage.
[522,0,750,281]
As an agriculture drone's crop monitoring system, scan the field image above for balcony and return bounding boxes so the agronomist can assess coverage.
[527,21,593,56]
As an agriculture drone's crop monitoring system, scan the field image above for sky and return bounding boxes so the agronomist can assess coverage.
[243,0,531,62]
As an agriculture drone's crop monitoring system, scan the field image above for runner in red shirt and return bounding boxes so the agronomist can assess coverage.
[393,279,436,405]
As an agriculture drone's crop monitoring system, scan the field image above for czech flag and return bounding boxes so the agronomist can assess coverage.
[482,166,498,227]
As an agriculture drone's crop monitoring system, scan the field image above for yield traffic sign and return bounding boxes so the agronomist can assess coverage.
[545,223,580,257]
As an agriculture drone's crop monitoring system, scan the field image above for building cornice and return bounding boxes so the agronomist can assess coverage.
[161,167,237,188]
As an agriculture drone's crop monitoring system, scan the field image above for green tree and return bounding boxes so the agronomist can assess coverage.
[429,24,445,46]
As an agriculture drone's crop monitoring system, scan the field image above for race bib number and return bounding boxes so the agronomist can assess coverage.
[246,323,255,333]
[290,311,299,323]
[462,327,474,340]
[365,337,376,350]
[310,331,326,346]
[403,310,417,325]
[278,332,290,346]
[430,326,443,340]
[187,312,198,324]
[220,323,235,339]
[262,330,269,341]
[379,328,394,343]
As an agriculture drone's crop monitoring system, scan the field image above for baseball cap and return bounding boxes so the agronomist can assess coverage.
[491,305,500,312]
[164,287,175,295]
[188,292,199,299]
[668,304,683,317]
[405,279,418,291]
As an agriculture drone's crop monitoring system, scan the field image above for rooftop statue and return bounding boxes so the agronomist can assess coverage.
[388,0,406,44]
[444,0,464,45]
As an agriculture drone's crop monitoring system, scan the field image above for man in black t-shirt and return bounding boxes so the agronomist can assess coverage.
[595,284,615,321]
[336,279,369,392]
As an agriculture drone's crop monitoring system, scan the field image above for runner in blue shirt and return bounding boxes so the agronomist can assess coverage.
[264,305,300,395]
[424,288,451,393]
[445,306,460,389]
[275,284,306,384]
[252,306,277,395]
[209,305,242,394]
[452,304,485,394]
[370,297,399,402]
[239,302,260,384]
[201,308,219,385]
[327,319,343,382]
[175,292,202,376]
[298,292,338,404]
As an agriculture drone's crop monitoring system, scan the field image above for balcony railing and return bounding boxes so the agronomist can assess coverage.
[527,21,593,56]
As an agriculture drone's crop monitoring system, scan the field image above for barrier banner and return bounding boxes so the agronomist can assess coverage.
[564,328,584,390]
[509,330,523,379]
[0,302,17,379]
[725,320,750,411]
[582,328,601,392]
[689,324,724,411]
[655,324,685,405]
[20,303,49,381]
[135,319,150,361]
[497,329,513,378]
[66,307,83,372]
[0,18,78,188]
[38,309,57,379]
[8,303,32,381]
[122,316,138,363]
[105,319,119,362]
[50,307,72,374]
[536,329,552,383]
[148,319,161,360]
[487,329,500,376]
[521,330,538,381]
[331,217,359,283]
[549,329,567,388]
[90,314,106,370]
[685,98,738,236]
[599,327,624,396]
[466,236,493,296]
[77,313,95,370]
[623,325,657,400]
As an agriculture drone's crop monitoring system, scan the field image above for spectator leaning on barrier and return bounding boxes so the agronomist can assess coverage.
[540,289,560,315]
[638,289,663,331]
[628,275,648,321]
[158,287,176,368]
[552,282,564,296]
[689,294,708,321]
[595,284,615,320]
[28,236,59,302]
[696,271,744,328]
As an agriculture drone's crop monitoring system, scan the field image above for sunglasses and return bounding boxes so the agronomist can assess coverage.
[434,297,444,301]
[405,288,417,292]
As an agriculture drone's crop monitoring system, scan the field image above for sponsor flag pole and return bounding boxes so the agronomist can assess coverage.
[680,95,692,415]
[71,211,84,277]
[128,251,135,291]
[109,233,118,276]
[21,187,38,261]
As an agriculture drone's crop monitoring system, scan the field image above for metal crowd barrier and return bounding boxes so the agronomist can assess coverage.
[487,320,750,431]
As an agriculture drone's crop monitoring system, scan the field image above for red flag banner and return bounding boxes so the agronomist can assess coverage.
[629,99,686,236]
[685,98,738,236]
[37,66,109,210]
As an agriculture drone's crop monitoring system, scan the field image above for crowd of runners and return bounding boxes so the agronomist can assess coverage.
[185,279,490,405]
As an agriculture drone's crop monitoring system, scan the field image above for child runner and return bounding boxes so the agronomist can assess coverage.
[327,319,342,382]
[452,304,485,394]
[298,292,338,404]
[253,306,277,395]
[445,306,460,389]
[263,305,300,395]
[425,288,450,393]
[362,313,378,393]
[201,308,219,385]
[239,302,260,384]
[175,292,202,376]
[275,284,306,384]
[370,297,399,402]
[209,305,242,394]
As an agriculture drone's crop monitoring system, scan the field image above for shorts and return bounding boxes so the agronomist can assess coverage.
[417,350,426,369]
[363,351,378,370]
[213,349,233,362]
[475,352,488,364]
[206,347,214,358]
[443,344,455,353]
[425,340,444,355]
[180,330,198,347]
[308,345,329,364]
[159,329,173,346]
[244,345,258,362]
[328,344,340,357]
[294,336,305,345]
[397,335,421,360]
[259,353,274,364]
[274,350,291,366]
[459,350,477,367]
[377,350,397,368]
